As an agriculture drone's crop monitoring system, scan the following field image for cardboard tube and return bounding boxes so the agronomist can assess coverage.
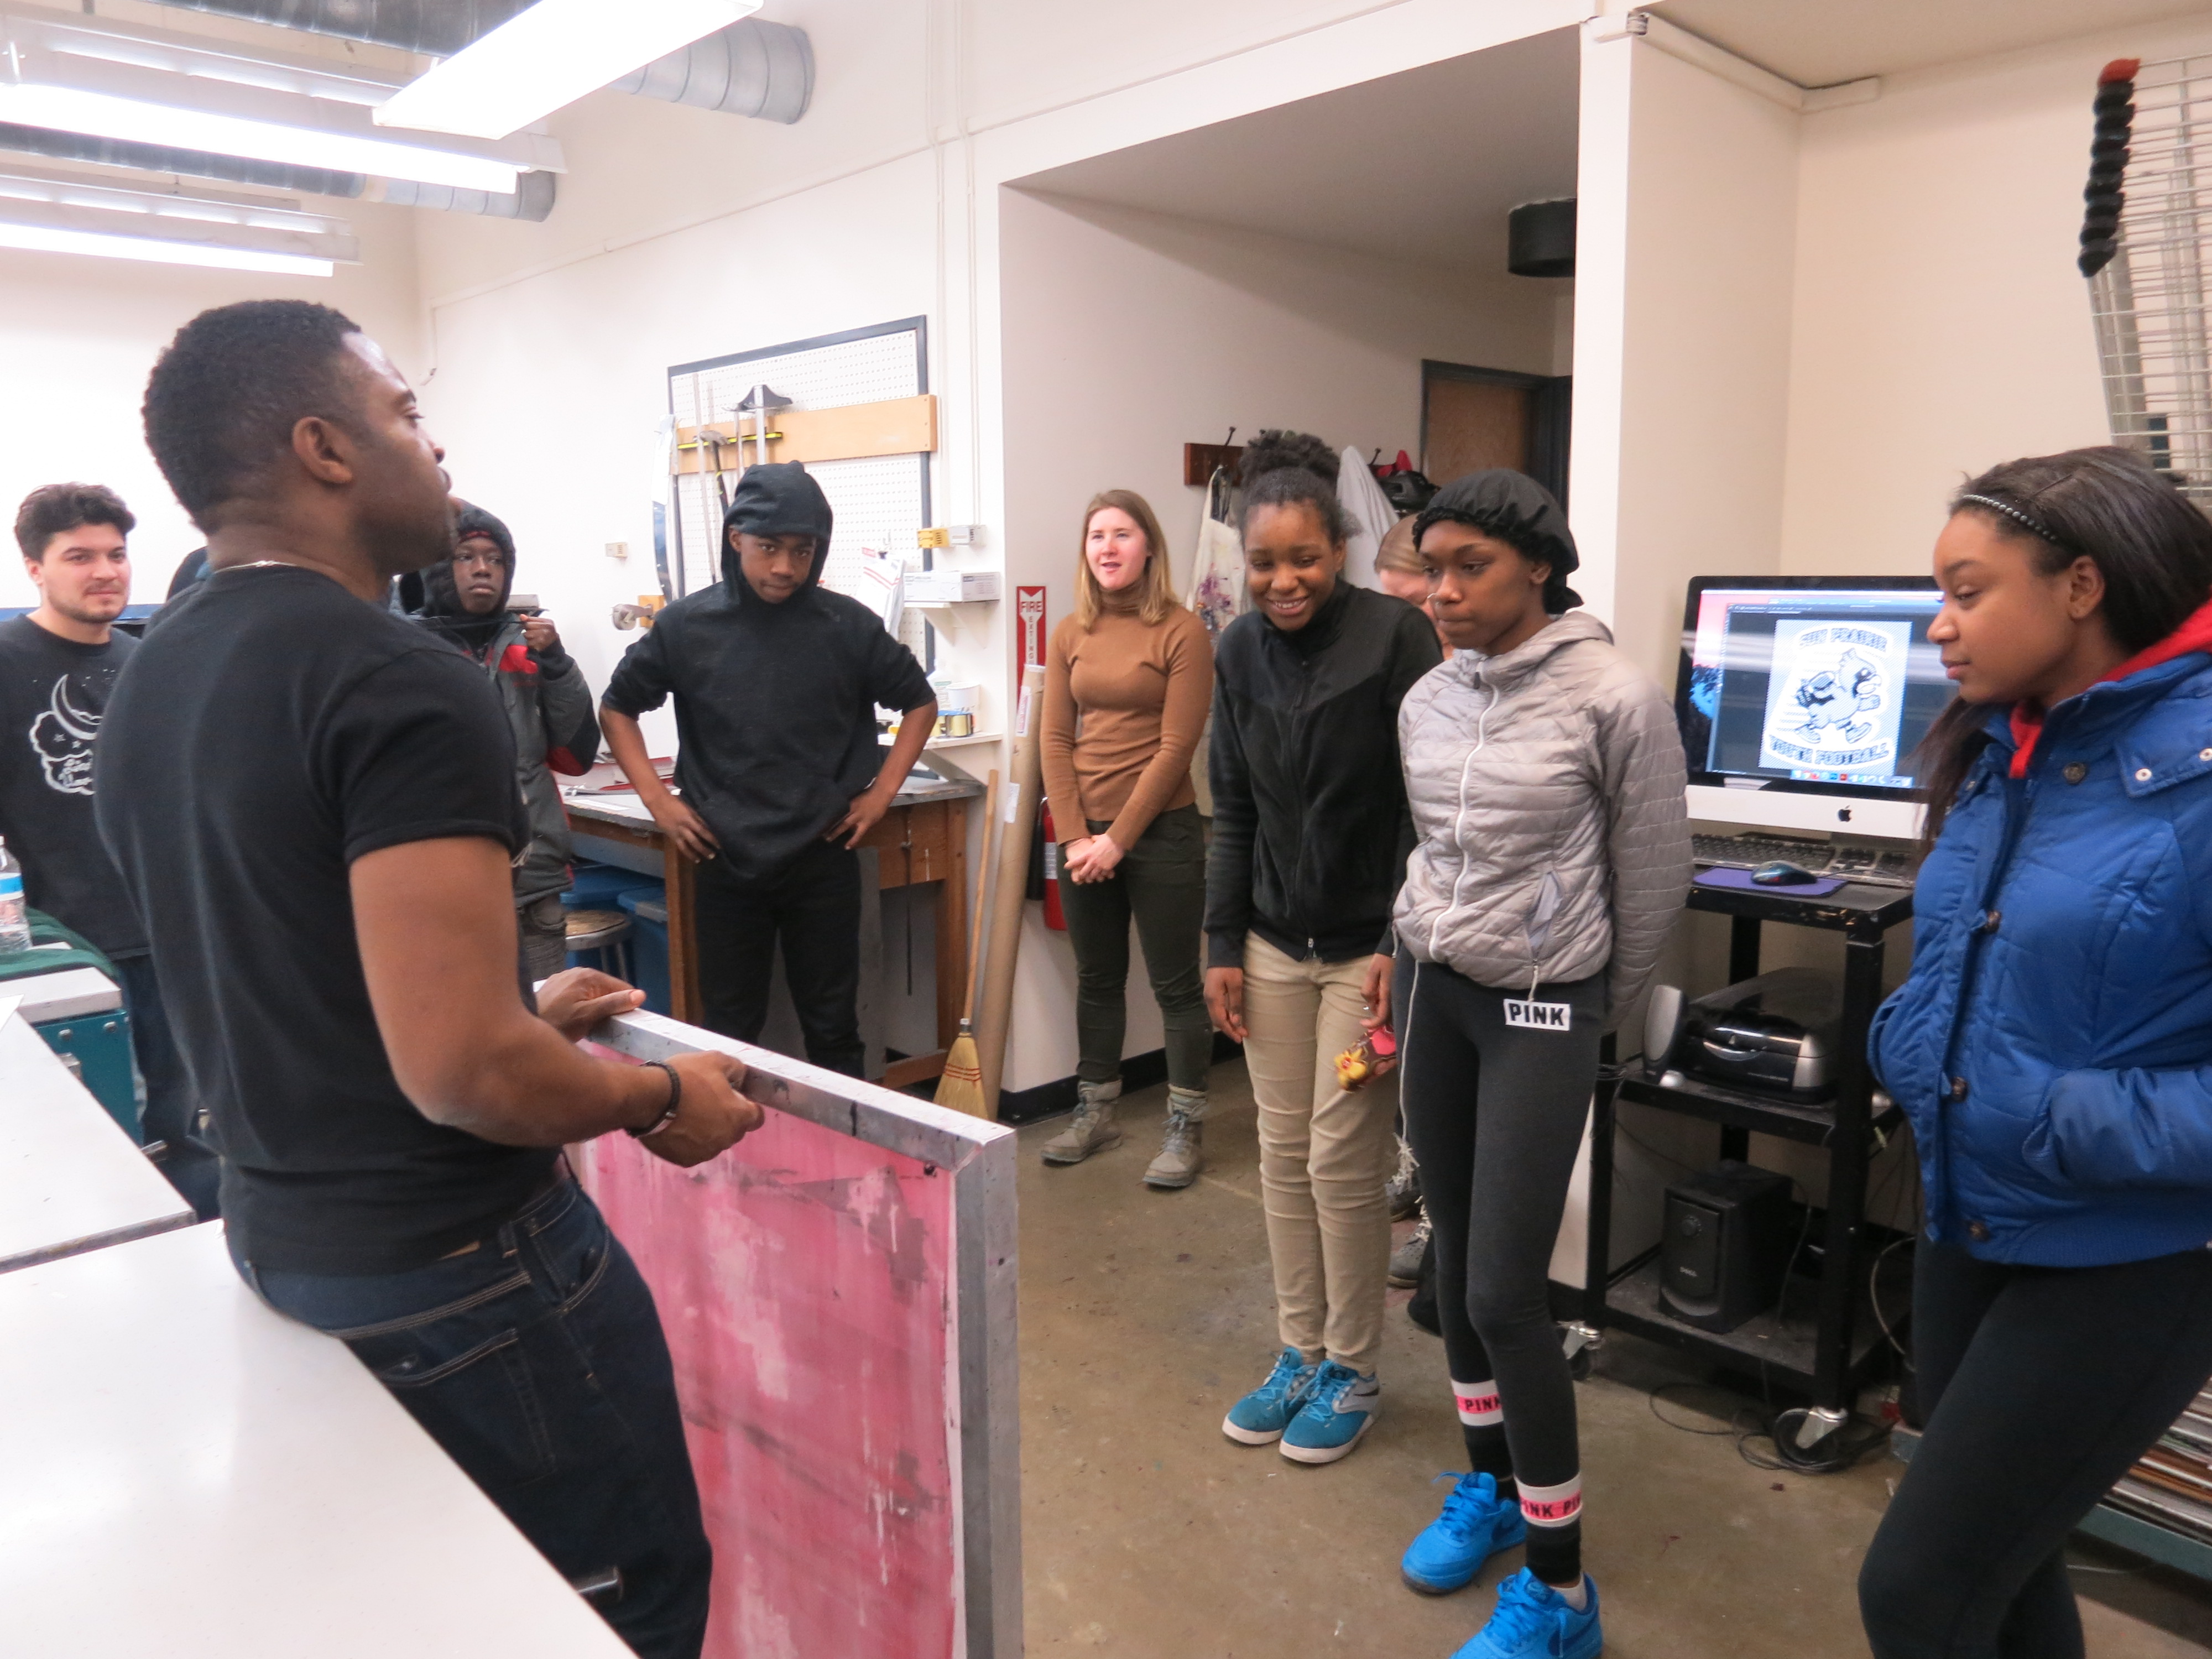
[975,665,1044,1115]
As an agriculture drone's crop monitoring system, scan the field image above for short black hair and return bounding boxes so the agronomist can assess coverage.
[14,482,135,561]
[142,299,364,529]
[1237,429,1352,544]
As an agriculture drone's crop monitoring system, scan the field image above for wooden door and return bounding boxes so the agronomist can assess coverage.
[1423,374,1532,488]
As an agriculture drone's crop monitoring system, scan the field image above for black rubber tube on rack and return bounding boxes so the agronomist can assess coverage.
[2080,58,2141,279]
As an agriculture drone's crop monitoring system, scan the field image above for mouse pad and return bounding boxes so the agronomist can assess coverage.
[1695,867,1847,897]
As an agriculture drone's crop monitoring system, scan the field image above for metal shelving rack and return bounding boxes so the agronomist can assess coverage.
[1580,881,1910,1434]
[2076,55,2212,1585]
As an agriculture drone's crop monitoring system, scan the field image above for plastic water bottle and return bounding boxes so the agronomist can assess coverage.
[0,837,28,953]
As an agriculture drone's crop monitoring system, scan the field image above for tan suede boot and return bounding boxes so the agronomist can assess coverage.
[1144,1087,1207,1188]
[1041,1079,1123,1165]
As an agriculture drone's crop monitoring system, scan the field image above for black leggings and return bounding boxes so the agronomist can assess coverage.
[1859,1237,2212,1658]
[1399,957,1605,1585]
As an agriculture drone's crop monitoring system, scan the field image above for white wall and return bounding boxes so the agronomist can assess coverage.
[1573,28,1800,686]
[0,204,422,606]
[993,190,1560,1087]
[1780,12,2212,578]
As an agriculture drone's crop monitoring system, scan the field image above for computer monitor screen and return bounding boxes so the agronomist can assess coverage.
[1677,577,1955,812]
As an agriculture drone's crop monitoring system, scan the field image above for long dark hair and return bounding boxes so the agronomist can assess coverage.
[1918,446,2212,840]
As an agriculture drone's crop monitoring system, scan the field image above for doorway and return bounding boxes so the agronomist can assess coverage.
[1422,359,1573,505]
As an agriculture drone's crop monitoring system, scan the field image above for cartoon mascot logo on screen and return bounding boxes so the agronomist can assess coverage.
[1759,621,1910,779]
[31,677,100,796]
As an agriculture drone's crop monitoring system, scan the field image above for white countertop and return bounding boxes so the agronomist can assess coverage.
[0,1222,632,1658]
[0,1007,192,1274]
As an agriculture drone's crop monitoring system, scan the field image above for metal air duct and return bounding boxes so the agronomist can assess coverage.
[151,3,815,123]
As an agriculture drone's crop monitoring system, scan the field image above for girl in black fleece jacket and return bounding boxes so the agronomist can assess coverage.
[1208,432,1441,1465]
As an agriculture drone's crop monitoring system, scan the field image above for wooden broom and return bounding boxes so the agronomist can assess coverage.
[933,770,998,1115]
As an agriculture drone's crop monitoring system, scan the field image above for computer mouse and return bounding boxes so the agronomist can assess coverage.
[1751,860,1819,886]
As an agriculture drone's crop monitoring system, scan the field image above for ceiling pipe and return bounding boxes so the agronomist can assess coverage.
[0,122,554,218]
[149,2,814,123]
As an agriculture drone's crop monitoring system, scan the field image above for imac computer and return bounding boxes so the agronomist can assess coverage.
[1676,576,1957,850]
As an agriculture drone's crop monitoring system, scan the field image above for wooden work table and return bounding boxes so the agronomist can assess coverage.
[563,766,984,1089]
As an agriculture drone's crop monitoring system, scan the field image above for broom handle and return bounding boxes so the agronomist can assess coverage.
[959,771,999,1026]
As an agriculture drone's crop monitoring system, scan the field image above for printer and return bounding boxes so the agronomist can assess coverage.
[1668,968,1841,1105]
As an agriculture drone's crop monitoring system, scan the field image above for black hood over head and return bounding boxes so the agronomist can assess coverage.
[420,503,517,654]
[721,462,833,603]
[1414,469,1582,612]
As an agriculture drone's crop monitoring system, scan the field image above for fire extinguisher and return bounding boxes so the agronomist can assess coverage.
[1034,804,1068,931]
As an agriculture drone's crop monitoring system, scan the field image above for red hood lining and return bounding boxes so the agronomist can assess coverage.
[2007,594,2212,778]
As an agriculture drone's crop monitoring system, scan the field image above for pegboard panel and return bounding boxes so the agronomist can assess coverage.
[668,320,929,606]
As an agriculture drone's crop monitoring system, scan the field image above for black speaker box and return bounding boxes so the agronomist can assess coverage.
[1658,1160,1796,1333]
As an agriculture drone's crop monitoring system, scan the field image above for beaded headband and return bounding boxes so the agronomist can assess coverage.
[1957,492,2069,549]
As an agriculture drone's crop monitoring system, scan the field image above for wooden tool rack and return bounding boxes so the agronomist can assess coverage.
[1580,880,1913,1417]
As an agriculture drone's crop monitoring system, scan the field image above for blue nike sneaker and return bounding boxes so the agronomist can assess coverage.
[1222,1347,1317,1444]
[1451,1568,1602,1659]
[1279,1359,1379,1464]
[1402,1472,1527,1594]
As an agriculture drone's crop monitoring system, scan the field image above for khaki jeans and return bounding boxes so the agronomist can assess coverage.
[1241,934,1397,1374]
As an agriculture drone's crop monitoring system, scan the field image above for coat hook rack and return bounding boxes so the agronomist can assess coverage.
[1183,427,1245,487]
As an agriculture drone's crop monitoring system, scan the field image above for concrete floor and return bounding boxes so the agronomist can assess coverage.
[1015,1060,2212,1657]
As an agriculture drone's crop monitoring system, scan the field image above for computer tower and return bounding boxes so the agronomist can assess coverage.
[1658,1161,1796,1333]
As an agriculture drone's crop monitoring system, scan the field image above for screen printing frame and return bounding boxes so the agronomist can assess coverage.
[1677,574,1944,841]
[586,1010,1021,1658]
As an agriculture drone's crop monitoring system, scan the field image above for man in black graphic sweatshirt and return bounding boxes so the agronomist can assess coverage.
[600,463,936,1076]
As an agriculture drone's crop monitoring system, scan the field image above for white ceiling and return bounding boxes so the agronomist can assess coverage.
[1656,0,2212,87]
[1008,27,1579,276]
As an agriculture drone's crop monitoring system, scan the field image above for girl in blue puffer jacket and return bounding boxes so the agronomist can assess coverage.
[1861,447,2212,1659]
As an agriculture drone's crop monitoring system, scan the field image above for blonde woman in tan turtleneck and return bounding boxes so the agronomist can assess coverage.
[1039,489,1214,1186]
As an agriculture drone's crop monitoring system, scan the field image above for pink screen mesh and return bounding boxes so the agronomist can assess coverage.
[573,1092,959,1658]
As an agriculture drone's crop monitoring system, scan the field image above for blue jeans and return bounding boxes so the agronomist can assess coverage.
[232,1177,712,1659]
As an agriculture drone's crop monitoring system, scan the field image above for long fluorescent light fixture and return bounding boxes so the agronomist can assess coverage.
[0,166,356,275]
[376,0,760,141]
[0,9,562,192]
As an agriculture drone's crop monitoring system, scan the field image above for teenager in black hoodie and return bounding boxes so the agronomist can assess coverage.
[601,464,936,1076]
[416,504,600,982]
[1208,432,1442,1465]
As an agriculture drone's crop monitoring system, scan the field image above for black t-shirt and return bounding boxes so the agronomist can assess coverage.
[0,615,147,957]
[96,566,548,1275]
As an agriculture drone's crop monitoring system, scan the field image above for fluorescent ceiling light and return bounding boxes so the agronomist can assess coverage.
[0,217,331,275]
[0,9,562,191]
[375,0,760,140]
[0,82,521,192]
[0,164,355,274]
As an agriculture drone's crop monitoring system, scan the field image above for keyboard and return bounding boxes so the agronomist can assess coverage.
[1692,832,1919,890]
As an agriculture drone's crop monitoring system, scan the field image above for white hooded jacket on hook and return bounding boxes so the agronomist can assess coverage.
[1394,611,1692,1022]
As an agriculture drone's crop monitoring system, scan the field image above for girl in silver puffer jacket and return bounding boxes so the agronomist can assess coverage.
[1386,471,1688,1659]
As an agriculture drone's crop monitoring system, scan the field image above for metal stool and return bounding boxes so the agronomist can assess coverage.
[565,908,633,983]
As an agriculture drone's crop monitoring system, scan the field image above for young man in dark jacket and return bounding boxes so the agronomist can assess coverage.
[600,463,936,1077]
[416,504,600,980]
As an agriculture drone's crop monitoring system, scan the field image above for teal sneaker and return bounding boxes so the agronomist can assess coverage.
[1279,1359,1379,1464]
[1451,1568,1602,1659]
[1222,1347,1317,1444]
[1403,1471,1527,1594]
